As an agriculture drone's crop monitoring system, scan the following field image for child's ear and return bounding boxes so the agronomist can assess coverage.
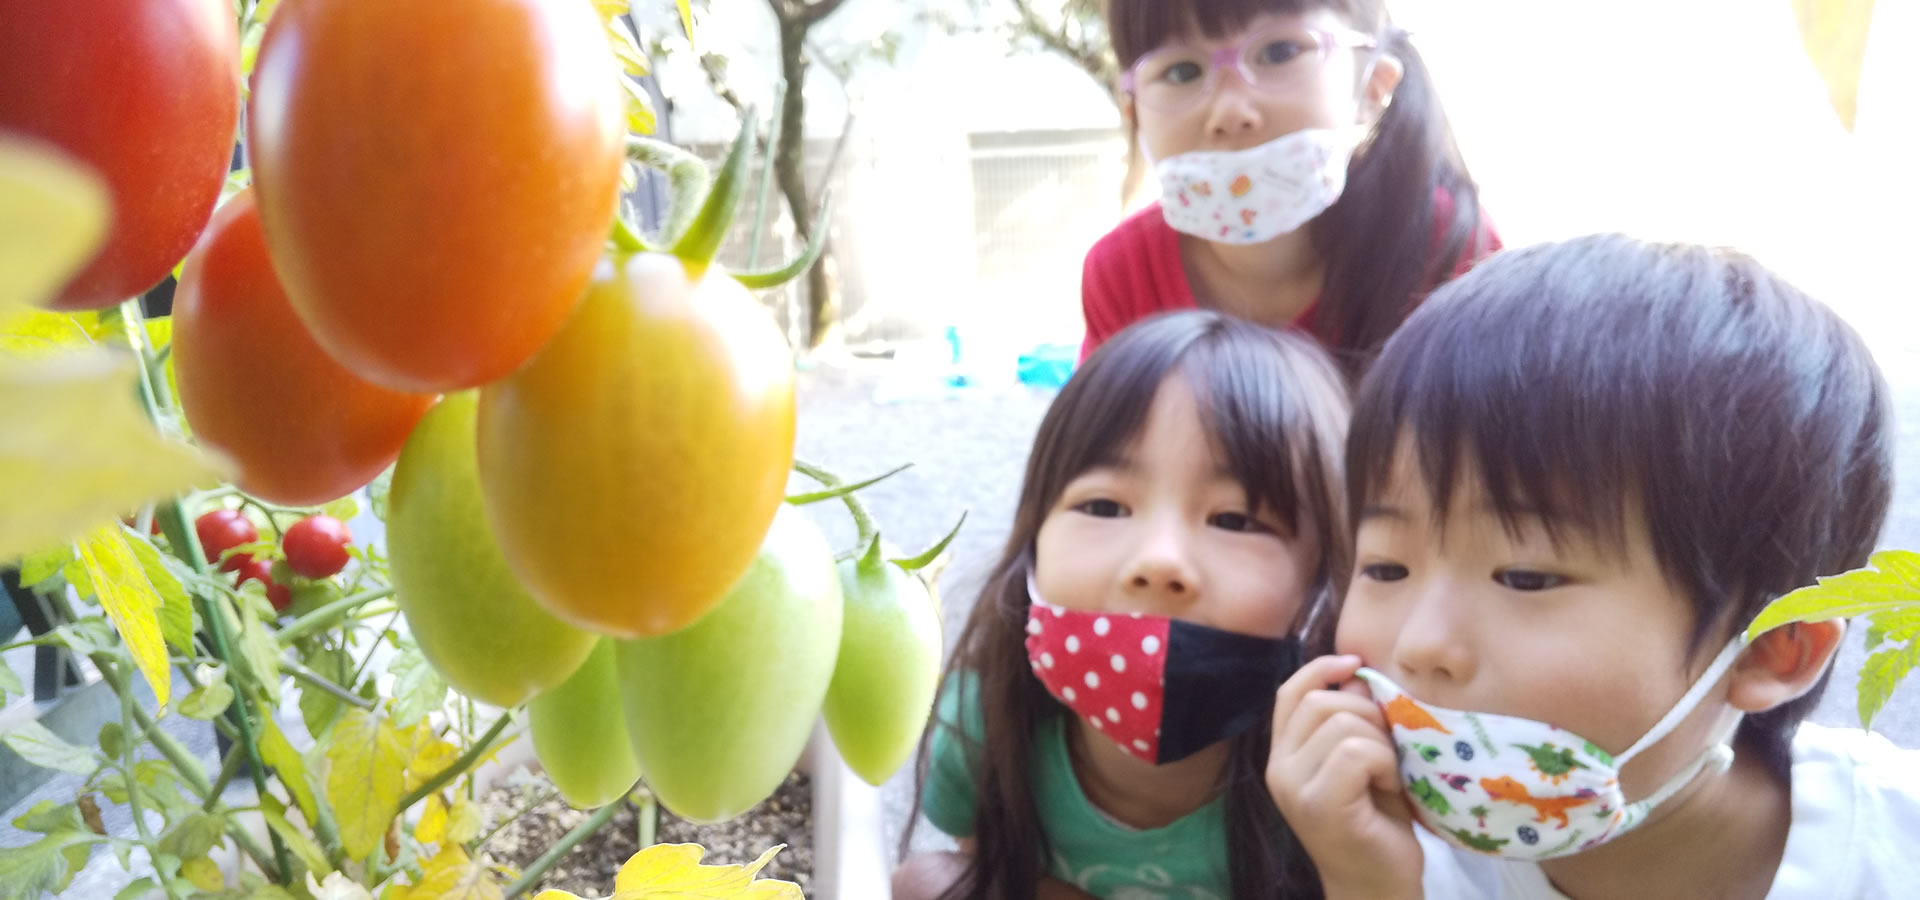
[1726,620,1845,713]
[1362,54,1405,121]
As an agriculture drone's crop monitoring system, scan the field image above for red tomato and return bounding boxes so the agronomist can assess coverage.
[0,0,239,310]
[195,509,257,572]
[173,189,436,506]
[283,515,351,579]
[248,0,626,392]
[233,557,292,612]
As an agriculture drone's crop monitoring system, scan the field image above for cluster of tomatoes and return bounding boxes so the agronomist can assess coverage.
[8,0,943,826]
[192,509,351,612]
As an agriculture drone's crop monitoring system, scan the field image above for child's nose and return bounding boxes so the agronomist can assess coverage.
[1120,526,1200,603]
[1203,76,1265,140]
[1389,583,1476,686]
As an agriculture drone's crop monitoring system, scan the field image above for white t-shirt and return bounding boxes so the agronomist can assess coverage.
[1418,723,1920,899]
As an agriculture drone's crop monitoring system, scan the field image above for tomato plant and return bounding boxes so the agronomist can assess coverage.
[173,189,436,506]
[194,507,256,571]
[282,514,350,579]
[247,0,626,392]
[0,0,238,310]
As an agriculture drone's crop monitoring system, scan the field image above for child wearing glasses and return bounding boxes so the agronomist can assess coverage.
[1081,0,1499,375]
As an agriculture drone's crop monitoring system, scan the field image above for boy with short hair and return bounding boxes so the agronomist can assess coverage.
[1268,234,1920,898]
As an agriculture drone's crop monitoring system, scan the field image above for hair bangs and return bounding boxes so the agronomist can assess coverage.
[1105,0,1365,68]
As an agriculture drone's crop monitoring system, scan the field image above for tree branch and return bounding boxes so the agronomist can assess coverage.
[1007,0,1116,86]
[797,0,852,29]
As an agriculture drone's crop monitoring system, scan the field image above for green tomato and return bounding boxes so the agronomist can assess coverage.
[529,639,640,809]
[388,392,597,707]
[615,504,842,823]
[822,549,943,785]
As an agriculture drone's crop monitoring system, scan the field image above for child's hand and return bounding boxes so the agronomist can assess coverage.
[1267,655,1423,900]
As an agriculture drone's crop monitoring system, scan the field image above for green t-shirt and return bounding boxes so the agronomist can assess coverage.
[921,674,1232,900]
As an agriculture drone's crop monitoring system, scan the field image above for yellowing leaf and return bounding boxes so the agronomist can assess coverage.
[0,348,229,561]
[74,524,170,706]
[604,15,650,77]
[0,138,108,315]
[122,530,196,654]
[180,855,224,892]
[260,720,320,827]
[0,310,94,357]
[622,77,658,136]
[676,0,694,48]
[325,710,407,861]
[532,844,802,900]
[446,792,482,845]
[415,793,448,844]
[391,844,502,900]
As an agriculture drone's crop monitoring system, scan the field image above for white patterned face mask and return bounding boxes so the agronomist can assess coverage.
[1152,127,1358,244]
[1354,638,1746,860]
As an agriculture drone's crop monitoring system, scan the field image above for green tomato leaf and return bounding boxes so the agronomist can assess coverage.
[16,544,74,591]
[367,466,394,523]
[322,496,360,524]
[235,595,283,706]
[259,792,331,878]
[0,832,94,898]
[1749,550,1920,638]
[324,710,407,861]
[300,647,351,739]
[3,722,97,775]
[156,810,225,861]
[113,876,159,900]
[0,659,21,702]
[10,800,86,835]
[259,719,320,828]
[389,648,447,729]
[179,665,236,720]
[54,618,114,657]
[1858,637,1919,729]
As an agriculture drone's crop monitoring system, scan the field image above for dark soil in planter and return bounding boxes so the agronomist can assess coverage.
[482,771,814,897]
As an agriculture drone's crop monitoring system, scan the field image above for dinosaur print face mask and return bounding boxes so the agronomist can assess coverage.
[1352,638,1747,860]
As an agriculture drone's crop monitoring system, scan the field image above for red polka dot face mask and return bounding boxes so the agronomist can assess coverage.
[1023,574,1305,764]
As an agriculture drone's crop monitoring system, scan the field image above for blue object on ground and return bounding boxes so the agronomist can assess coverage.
[1017,343,1078,388]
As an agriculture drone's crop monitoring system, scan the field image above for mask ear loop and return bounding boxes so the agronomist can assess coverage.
[1615,636,1749,767]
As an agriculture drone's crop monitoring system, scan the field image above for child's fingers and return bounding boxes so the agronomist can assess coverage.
[1272,655,1364,728]
[1272,678,1387,757]
[1268,706,1396,812]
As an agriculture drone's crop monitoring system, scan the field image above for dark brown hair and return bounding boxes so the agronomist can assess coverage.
[1346,234,1893,777]
[904,310,1351,899]
[1106,0,1486,374]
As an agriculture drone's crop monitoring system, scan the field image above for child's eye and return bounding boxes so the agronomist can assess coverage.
[1208,512,1266,533]
[1074,499,1127,518]
[1359,563,1408,582]
[1494,570,1566,591]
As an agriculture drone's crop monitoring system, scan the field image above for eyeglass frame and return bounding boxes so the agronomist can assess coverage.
[1120,25,1383,111]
